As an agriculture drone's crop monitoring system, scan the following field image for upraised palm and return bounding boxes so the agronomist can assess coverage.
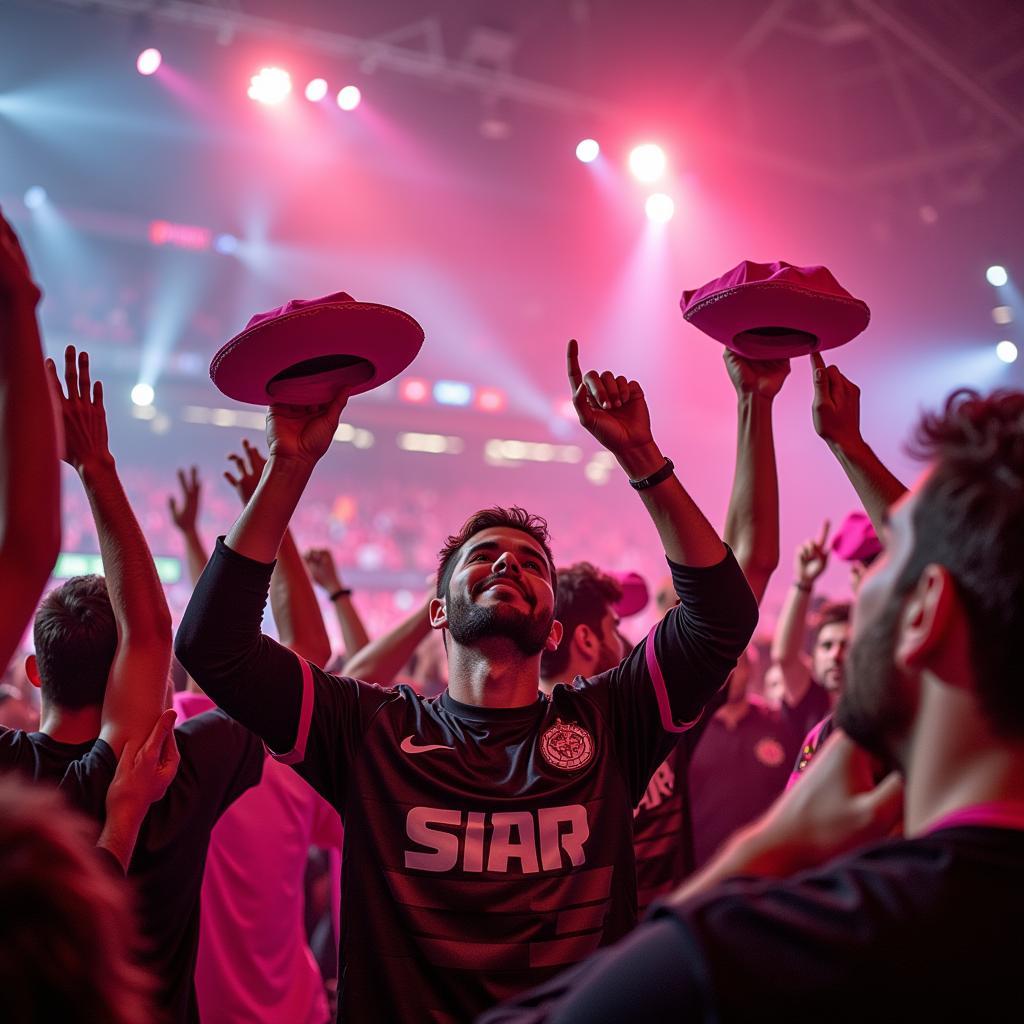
[266,393,349,465]
[724,350,791,400]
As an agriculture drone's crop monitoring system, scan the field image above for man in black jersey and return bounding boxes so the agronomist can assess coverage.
[485,379,1024,1024]
[176,340,758,1023]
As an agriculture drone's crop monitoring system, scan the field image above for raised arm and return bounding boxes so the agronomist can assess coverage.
[304,547,371,662]
[168,466,209,587]
[225,439,331,669]
[771,522,829,707]
[721,351,788,605]
[810,354,907,537]
[0,210,61,668]
[568,340,726,568]
[341,597,431,684]
[46,347,171,757]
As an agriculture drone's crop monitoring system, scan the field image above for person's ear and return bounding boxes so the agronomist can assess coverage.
[429,597,448,632]
[895,564,955,673]
[25,654,42,689]
[545,619,564,653]
[573,623,597,657]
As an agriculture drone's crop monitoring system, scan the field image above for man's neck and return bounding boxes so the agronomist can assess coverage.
[37,703,102,745]
[903,677,1024,835]
[446,639,543,708]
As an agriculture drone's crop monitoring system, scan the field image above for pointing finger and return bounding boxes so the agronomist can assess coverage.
[566,340,584,394]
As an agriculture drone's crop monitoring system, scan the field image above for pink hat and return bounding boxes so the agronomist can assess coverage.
[609,571,649,618]
[681,260,869,359]
[831,511,882,563]
[210,291,424,405]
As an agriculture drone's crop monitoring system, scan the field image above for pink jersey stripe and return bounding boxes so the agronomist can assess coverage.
[644,621,703,734]
[923,801,1024,836]
[270,654,314,765]
[555,903,609,936]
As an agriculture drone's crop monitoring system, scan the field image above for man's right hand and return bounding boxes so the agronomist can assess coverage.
[795,520,830,585]
[266,393,349,466]
[45,345,113,476]
[811,352,863,452]
[724,350,790,401]
[304,548,343,593]
[169,466,202,535]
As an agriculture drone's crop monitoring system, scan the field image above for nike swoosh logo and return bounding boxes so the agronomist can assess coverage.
[401,735,454,755]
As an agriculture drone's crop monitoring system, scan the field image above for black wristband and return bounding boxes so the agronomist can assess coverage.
[628,457,675,491]
[329,587,353,602]
[793,581,813,593]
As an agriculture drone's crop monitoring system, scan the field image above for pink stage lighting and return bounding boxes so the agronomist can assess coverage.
[136,48,162,76]
[475,388,507,413]
[248,67,292,105]
[575,139,600,163]
[337,85,362,111]
[629,143,667,183]
[305,78,329,102]
[399,378,430,403]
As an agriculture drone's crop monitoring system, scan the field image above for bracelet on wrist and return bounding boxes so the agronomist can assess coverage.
[793,581,813,592]
[329,587,353,602]
[628,457,675,491]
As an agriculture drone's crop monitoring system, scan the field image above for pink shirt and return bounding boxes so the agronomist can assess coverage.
[175,692,343,1024]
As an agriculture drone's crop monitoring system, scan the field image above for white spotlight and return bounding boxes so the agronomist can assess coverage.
[996,340,1018,364]
[137,48,162,76]
[629,143,667,183]
[214,233,239,255]
[575,138,600,163]
[336,85,361,111]
[987,265,1009,287]
[248,67,292,105]
[131,383,155,407]
[645,193,675,224]
[305,78,328,102]
[23,186,47,209]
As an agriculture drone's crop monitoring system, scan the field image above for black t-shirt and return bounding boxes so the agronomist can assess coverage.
[176,539,758,1024]
[687,698,792,870]
[779,682,832,758]
[0,728,116,816]
[479,826,1024,1023]
[0,712,264,1024]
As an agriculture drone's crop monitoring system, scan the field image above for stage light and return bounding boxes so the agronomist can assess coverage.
[997,340,1018,364]
[137,48,162,76]
[433,380,473,406]
[131,383,155,407]
[576,138,600,163]
[248,67,292,105]
[993,306,1014,325]
[475,388,506,413]
[986,265,1008,287]
[629,143,666,183]
[305,78,328,102]
[214,233,239,255]
[336,85,361,111]
[645,193,675,223]
[23,186,46,209]
[398,378,430,403]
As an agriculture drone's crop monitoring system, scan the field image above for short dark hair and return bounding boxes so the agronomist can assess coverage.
[32,576,116,711]
[541,563,622,678]
[813,601,851,645]
[898,389,1024,737]
[436,507,557,599]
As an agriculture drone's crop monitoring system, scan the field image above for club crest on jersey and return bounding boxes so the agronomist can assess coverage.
[540,719,594,771]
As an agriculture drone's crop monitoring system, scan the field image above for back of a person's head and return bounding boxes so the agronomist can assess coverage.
[0,778,155,1023]
[32,575,115,710]
[541,562,622,678]
[905,389,1024,735]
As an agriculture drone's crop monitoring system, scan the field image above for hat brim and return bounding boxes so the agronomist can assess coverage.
[210,301,424,406]
[683,281,869,359]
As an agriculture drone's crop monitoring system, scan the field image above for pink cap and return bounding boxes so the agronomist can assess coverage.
[609,571,649,618]
[831,511,882,563]
[681,260,869,359]
[211,291,424,406]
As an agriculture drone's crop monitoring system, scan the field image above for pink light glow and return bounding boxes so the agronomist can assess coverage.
[136,48,162,76]
[399,378,430,403]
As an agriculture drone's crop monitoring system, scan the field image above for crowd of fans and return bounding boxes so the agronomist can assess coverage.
[2,203,1022,1024]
